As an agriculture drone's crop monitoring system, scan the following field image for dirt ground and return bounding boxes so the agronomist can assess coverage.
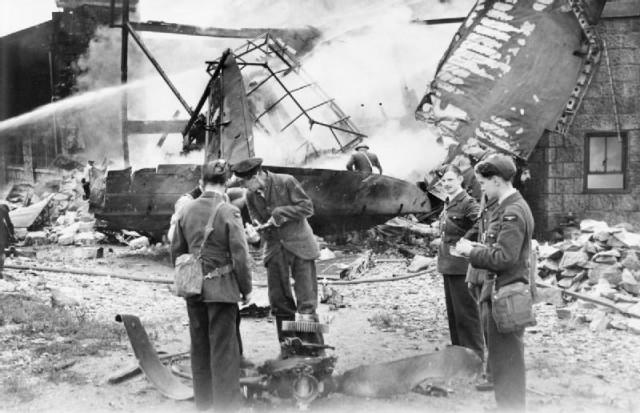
[1,244,640,413]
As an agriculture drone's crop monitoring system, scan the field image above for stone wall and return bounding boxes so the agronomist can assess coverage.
[525,11,640,239]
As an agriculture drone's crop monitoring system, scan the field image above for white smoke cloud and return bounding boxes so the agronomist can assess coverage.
[2,0,476,176]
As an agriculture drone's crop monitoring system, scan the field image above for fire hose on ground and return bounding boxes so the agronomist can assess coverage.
[3,264,436,286]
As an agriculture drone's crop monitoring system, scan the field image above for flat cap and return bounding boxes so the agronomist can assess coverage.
[480,154,517,180]
[231,157,263,177]
[202,158,230,178]
[355,143,369,150]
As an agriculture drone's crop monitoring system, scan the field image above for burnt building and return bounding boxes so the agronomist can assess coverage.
[0,0,136,187]
[523,0,640,238]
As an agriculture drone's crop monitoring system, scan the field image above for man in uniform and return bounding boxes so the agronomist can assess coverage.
[466,191,499,391]
[436,164,483,361]
[0,202,15,279]
[231,157,323,352]
[171,159,252,411]
[454,154,534,412]
[346,143,383,174]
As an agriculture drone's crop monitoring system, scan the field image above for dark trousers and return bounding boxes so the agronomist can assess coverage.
[482,301,526,411]
[266,248,322,344]
[236,305,243,356]
[472,284,492,379]
[443,274,484,360]
[186,299,240,411]
[266,248,318,318]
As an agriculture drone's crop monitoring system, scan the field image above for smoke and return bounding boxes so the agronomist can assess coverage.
[40,0,475,174]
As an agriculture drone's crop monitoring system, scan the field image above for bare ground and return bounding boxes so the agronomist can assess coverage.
[1,244,640,413]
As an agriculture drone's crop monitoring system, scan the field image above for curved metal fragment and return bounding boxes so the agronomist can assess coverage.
[338,345,482,398]
[115,314,194,400]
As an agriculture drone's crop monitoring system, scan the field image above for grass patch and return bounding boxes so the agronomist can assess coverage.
[0,294,127,400]
[369,312,406,331]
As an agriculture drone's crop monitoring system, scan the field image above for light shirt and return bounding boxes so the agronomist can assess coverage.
[498,188,517,205]
[446,187,464,203]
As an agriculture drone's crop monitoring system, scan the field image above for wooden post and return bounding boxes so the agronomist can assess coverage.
[120,0,130,167]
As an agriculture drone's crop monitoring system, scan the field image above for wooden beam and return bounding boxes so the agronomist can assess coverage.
[602,0,640,18]
[126,120,188,134]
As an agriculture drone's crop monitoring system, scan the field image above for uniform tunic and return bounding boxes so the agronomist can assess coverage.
[346,150,382,174]
[171,191,252,410]
[436,190,483,359]
[469,190,534,411]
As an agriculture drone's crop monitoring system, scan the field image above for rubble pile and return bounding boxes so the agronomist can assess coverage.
[536,219,640,334]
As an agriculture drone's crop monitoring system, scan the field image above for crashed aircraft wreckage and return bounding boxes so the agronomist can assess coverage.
[91,34,431,237]
[116,314,481,409]
[416,0,608,184]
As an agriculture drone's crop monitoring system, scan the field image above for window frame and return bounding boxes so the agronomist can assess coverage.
[583,131,629,194]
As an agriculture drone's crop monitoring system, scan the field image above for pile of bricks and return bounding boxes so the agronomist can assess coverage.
[536,219,640,333]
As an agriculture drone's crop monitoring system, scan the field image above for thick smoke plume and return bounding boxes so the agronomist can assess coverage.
[3,0,475,179]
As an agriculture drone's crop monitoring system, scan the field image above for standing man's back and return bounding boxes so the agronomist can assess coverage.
[346,144,382,174]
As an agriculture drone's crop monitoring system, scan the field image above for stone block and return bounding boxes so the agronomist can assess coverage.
[560,250,590,269]
[129,236,150,249]
[548,194,564,212]
[589,310,611,332]
[588,194,614,211]
[564,195,588,213]
[614,195,640,212]
[24,231,48,246]
[77,221,95,233]
[556,307,571,320]
[74,232,97,246]
[588,263,622,285]
[609,318,628,331]
[628,319,640,335]
[621,269,640,296]
[72,247,104,260]
[572,114,616,130]
[622,251,640,271]
[625,302,640,318]
[58,232,75,246]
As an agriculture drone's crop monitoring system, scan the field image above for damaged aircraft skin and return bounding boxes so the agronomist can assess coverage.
[418,0,607,160]
[92,36,431,237]
[93,164,431,236]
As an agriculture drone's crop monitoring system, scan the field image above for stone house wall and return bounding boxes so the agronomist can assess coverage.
[524,4,640,239]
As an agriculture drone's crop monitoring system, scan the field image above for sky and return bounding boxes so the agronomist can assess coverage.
[0,0,60,36]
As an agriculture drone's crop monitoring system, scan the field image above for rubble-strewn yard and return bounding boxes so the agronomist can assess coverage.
[2,223,640,413]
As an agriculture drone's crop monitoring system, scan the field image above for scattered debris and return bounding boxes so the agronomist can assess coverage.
[340,250,374,280]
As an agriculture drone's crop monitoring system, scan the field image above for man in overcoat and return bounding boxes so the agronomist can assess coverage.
[231,157,323,351]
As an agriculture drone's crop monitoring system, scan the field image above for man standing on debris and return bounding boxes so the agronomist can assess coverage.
[346,143,383,174]
[231,157,324,353]
[454,155,534,412]
[436,164,484,361]
[171,159,252,411]
[0,202,15,280]
[81,160,95,200]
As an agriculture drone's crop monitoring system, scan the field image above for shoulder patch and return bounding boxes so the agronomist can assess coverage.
[503,215,518,222]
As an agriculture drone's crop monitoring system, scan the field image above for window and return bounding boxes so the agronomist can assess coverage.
[585,132,627,191]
